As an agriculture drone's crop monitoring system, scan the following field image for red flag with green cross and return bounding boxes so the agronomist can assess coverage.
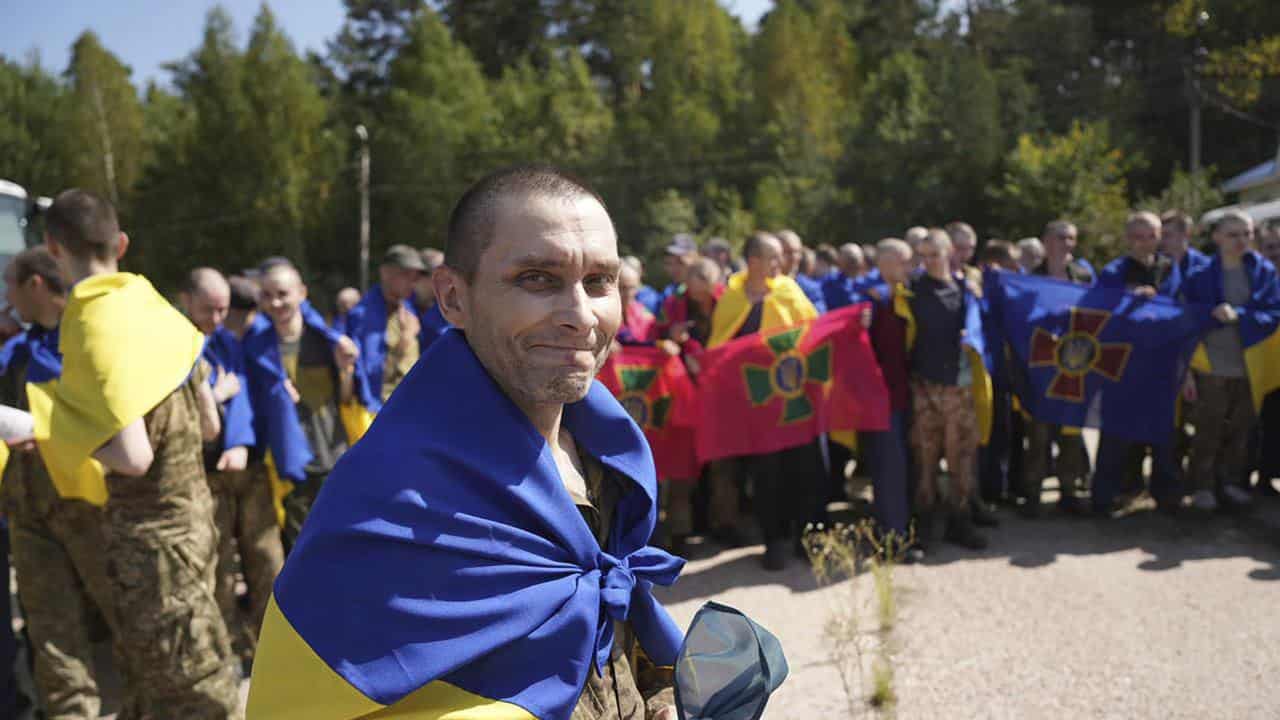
[598,346,700,480]
[695,304,890,464]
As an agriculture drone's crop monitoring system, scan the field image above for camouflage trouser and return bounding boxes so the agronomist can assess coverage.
[1023,421,1091,502]
[103,509,242,719]
[281,473,326,552]
[8,494,114,720]
[909,380,978,511]
[208,463,285,661]
[1189,373,1255,492]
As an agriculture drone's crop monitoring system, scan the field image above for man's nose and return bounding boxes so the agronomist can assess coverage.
[556,283,599,332]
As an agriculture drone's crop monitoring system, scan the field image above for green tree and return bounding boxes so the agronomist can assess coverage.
[0,55,71,196]
[64,32,146,210]
[987,121,1133,262]
[376,9,498,249]
[490,49,614,167]
[439,0,555,77]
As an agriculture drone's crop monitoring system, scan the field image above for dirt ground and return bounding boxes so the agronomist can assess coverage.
[657,498,1280,719]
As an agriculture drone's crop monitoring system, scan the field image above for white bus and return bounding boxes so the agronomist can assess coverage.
[0,179,46,298]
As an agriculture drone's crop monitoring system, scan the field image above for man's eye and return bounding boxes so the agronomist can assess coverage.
[584,275,616,294]
[518,272,555,289]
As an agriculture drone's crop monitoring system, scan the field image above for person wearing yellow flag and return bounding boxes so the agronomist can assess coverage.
[35,189,241,718]
[0,246,120,719]
[708,231,820,571]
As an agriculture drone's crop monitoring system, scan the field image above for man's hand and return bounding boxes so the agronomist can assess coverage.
[657,339,681,357]
[669,321,692,345]
[398,306,421,352]
[216,445,249,472]
[6,436,36,452]
[652,706,678,720]
[1212,303,1238,324]
[1182,373,1198,403]
[1132,285,1157,299]
[283,378,301,404]
[334,335,360,373]
[211,366,242,403]
[860,305,873,329]
[867,286,883,301]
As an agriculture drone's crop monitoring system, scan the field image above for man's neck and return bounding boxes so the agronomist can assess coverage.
[1129,252,1155,267]
[68,257,118,284]
[275,312,304,341]
[34,297,64,330]
[524,401,565,447]
[744,272,769,297]
[1222,250,1246,268]
[927,269,953,284]
[1167,244,1187,263]
[1047,254,1071,277]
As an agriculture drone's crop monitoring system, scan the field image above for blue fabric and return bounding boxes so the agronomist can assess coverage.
[0,324,61,383]
[417,303,451,354]
[1179,250,1280,348]
[243,302,360,482]
[202,326,256,451]
[674,602,788,720]
[820,273,862,312]
[996,273,1217,445]
[344,284,417,413]
[1097,256,1179,297]
[274,330,686,719]
[636,284,663,316]
[795,274,827,313]
[331,313,349,337]
[869,410,910,535]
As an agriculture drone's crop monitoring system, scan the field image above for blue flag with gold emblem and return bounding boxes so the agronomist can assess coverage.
[994,273,1216,444]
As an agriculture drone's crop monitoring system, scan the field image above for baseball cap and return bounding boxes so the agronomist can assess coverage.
[665,233,698,257]
[382,244,428,272]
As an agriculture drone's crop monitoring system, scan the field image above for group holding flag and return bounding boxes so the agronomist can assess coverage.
[4,171,1280,720]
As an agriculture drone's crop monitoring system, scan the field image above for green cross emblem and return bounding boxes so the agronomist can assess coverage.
[742,327,832,425]
[617,367,672,431]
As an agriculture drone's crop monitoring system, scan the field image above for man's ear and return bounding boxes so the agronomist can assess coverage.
[433,266,468,329]
[116,232,130,261]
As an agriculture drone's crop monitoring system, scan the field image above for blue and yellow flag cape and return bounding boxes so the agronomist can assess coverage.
[25,273,203,505]
[1182,250,1280,412]
[996,272,1216,445]
[248,330,686,720]
[203,326,256,452]
[344,284,418,413]
[0,325,64,480]
[242,302,373,522]
[893,276,995,445]
[708,272,818,349]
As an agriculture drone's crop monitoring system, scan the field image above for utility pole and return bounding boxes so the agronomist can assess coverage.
[356,124,371,292]
[92,84,119,207]
[1186,10,1210,209]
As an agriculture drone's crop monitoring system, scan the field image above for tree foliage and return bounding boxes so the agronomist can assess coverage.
[1,0,1278,299]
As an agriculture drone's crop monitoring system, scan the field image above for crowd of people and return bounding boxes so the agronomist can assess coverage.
[2,182,1279,719]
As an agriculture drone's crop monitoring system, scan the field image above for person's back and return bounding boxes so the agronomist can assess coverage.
[36,189,241,719]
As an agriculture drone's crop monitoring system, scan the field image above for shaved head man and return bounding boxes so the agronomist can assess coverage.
[181,267,232,336]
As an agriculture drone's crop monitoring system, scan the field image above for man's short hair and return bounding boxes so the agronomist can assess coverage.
[1043,219,1077,239]
[1160,210,1193,234]
[445,164,607,282]
[922,228,953,250]
[687,256,722,285]
[1210,210,1253,235]
[11,245,67,296]
[1017,237,1044,254]
[979,240,1016,266]
[621,255,643,273]
[45,189,121,263]
[420,248,445,272]
[815,245,838,266]
[904,226,929,246]
[775,229,803,249]
[877,238,911,261]
[744,231,778,260]
[228,275,259,310]
[860,243,878,263]
[945,221,976,242]
[1126,211,1161,235]
[182,267,228,296]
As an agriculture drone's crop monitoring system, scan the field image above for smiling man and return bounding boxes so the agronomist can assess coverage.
[249,165,685,720]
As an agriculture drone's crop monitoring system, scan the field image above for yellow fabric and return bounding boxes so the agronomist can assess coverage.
[1189,331,1280,412]
[707,272,818,349]
[27,273,201,504]
[893,284,993,444]
[248,596,536,720]
[830,430,857,452]
[0,440,8,489]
